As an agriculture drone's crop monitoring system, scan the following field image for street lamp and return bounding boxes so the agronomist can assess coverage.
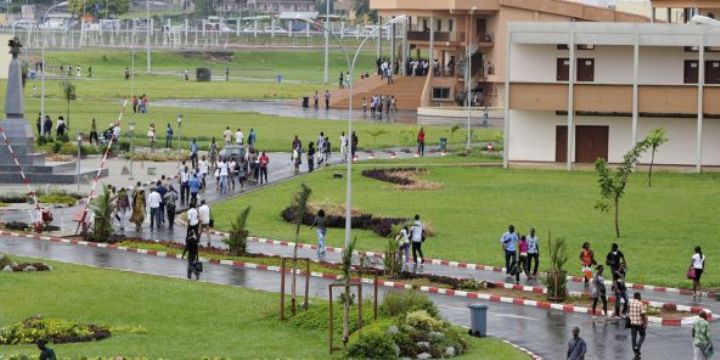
[691,15,720,26]
[466,6,477,149]
[146,0,152,73]
[40,2,64,128]
[297,14,407,249]
[76,132,83,191]
[128,122,136,180]
[176,114,183,164]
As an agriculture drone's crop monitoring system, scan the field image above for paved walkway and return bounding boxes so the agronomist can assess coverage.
[0,234,711,360]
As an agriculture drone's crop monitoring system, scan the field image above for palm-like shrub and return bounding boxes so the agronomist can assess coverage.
[544,232,569,302]
[58,81,76,129]
[223,206,251,256]
[89,187,115,242]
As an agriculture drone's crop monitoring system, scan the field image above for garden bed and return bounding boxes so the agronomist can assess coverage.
[361,167,443,190]
[281,203,408,238]
[0,316,110,345]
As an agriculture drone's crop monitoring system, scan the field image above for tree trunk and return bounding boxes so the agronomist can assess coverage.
[648,149,655,187]
[291,241,298,313]
[614,198,620,238]
[343,281,350,345]
[67,101,71,129]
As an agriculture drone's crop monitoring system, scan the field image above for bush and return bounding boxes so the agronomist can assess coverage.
[0,253,13,268]
[51,141,62,154]
[281,205,406,238]
[405,310,447,332]
[37,194,77,206]
[380,291,439,318]
[117,141,131,152]
[56,133,70,143]
[0,316,110,345]
[36,135,49,146]
[347,322,397,359]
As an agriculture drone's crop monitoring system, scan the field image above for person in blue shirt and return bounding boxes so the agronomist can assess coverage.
[190,138,199,169]
[500,224,518,276]
[189,172,200,206]
[248,128,256,148]
[165,123,173,148]
[527,227,539,281]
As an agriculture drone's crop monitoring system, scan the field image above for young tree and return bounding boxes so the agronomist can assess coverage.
[89,186,115,242]
[223,206,251,256]
[545,231,569,302]
[341,237,357,345]
[59,81,76,129]
[595,139,650,237]
[290,184,312,312]
[366,128,388,145]
[646,128,668,188]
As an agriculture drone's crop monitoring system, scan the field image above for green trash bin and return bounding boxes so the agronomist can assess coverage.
[439,137,448,151]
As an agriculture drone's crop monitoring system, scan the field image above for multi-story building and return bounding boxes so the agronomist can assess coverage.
[360,0,648,111]
[504,15,720,170]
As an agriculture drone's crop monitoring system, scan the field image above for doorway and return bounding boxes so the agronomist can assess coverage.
[555,125,609,163]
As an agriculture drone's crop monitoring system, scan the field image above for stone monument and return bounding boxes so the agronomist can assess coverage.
[0,37,107,183]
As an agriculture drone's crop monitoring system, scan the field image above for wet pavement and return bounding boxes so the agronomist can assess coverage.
[0,234,712,360]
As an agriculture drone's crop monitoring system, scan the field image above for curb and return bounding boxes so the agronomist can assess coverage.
[0,230,702,327]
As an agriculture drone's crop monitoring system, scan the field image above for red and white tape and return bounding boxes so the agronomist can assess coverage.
[0,230,704,327]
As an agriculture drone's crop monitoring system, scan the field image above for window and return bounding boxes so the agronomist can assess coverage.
[449,20,454,32]
[432,87,451,99]
[684,60,699,83]
[422,19,428,32]
[436,19,442,31]
[705,60,720,84]
[577,58,594,82]
[557,44,595,50]
[557,58,570,81]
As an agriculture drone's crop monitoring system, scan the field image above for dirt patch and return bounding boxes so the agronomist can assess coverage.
[179,51,234,62]
[361,168,443,190]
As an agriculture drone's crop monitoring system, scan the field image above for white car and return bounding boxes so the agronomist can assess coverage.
[12,19,36,30]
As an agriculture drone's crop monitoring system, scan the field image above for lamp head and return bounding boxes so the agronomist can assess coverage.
[691,15,720,27]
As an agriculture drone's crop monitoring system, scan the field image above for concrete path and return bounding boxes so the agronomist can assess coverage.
[0,234,712,360]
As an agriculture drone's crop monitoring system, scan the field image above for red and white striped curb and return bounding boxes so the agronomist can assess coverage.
[0,230,702,327]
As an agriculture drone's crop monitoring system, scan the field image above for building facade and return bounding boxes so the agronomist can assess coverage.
[504,21,720,170]
[369,0,648,109]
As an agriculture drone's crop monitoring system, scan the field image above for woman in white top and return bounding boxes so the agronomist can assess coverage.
[395,225,411,265]
[691,246,706,297]
[147,123,156,151]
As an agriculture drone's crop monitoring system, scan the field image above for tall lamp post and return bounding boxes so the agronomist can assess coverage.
[128,122,135,180]
[298,15,406,249]
[323,0,331,84]
[176,114,183,165]
[466,6,477,149]
[146,0,152,73]
[76,132,83,191]
[40,3,63,128]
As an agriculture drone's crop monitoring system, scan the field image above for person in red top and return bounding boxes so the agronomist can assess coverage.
[580,242,597,288]
[417,127,426,156]
[258,151,269,184]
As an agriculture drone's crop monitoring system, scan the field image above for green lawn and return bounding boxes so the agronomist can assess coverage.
[0,258,527,359]
[212,166,720,289]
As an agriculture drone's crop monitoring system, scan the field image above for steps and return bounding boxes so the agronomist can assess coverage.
[329,76,427,111]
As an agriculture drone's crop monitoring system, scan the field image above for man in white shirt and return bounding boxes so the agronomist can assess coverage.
[198,199,211,247]
[340,132,347,162]
[223,127,233,146]
[235,128,244,146]
[198,156,209,190]
[148,187,162,229]
[410,214,425,266]
[186,203,199,239]
[218,159,229,195]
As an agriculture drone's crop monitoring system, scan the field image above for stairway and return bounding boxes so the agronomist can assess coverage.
[329,76,427,111]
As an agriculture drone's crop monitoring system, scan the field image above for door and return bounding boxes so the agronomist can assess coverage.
[576,58,595,82]
[555,126,567,163]
[557,58,570,81]
[706,60,720,84]
[685,60,699,84]
[575,126,609,163]
[476,19,487,40]
[555,125,609,163]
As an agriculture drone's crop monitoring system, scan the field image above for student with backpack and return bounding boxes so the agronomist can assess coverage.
[690,246,706,298]
[410,215,425,268]
[592,265,609,319]
[613,264,629,318]
[395,225,411,266]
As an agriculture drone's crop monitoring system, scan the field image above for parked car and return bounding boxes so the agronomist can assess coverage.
[11,19,36,30]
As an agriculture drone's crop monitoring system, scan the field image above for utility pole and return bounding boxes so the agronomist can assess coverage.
[146,0,151,73]
[323,0,330,84]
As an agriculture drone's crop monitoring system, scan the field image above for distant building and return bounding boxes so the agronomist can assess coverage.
[250,0,315,13]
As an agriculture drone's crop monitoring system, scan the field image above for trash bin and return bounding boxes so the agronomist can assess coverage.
[302,97,310,108]
[468,304,488,337]
[439,137,448,152]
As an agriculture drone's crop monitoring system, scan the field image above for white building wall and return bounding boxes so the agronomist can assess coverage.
[638,46,720,85]
[509,110,718,166]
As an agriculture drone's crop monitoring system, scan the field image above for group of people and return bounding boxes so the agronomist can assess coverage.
[291,132,334,174]
[361,94,398,119]
[131,94,150,113]
[499,225,541,284]
[35,113,68,139]
[58,64,91,78]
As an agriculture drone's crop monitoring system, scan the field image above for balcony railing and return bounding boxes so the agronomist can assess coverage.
[407,31,465,43]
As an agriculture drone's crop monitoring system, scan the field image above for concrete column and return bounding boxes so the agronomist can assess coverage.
[631,32,639,144]
[402,20,408,76]
[377,17,382,59]
[567,29,576,171]
[696,35,705,172]
[429,14,435,75]
[667,8,672,22]
[502,32,511,169]
[391,18,396,75]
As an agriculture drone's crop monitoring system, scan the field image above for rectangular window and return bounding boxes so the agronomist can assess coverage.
[448,20,453,32]
[557,58,570,81]
[706,60,720,84]
[684,60,699,84]
[576,58,594,82]
[557,45,595,50]
[432,87,451,99]
[436,19,442,32]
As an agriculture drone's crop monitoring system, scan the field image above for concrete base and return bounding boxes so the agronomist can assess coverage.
[0,160,108,184]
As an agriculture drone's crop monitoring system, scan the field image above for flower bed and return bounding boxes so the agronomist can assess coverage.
[361,168,443,190]
[0,253,52,273]
[281,205,406,238]
[0,316,110,345]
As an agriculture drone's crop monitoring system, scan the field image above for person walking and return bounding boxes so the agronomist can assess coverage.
[323,136,331,165]
[181,232,200,280]
[351,131,358,161]
[248,128,257,148]
[517,235,529,284]
[163,185,178,229]
[410,215,425,269]
[340,132,347,162]
[235,128,244,146]
[629,292,648,358]
[43,115,52,137]
[691,246,706,298]
[186,202,200,239]
[223,127,233,146]
[692,311,713,360]
[218,158,229,195]
[209,138,218,171]
[613,264,629,318]
[165,123,174,148]
[567,327,587,360]
[606,243,627,282]
[148,187,162,230]
[580,242,597,288]
[147,123,156,151]
[179,166,190,206]
[115,187,130,231]
[324,90,331,110]
[189,172,200,206]
[396,225,411,267]
[198,199,212,247]
[338,71,344,89]
[89,118,98,145]
[314,91,319,109]
[417,127,426,156]
[199,155,209,190]
[228,157,238,192]
[190,138,199,169]
[307,142,316,173]
[155,180,167,225]
[130,181,146,231]
[500,225,518,278]
[292,145,302,174]
[259,151,269,184]
[312,209,327,258]
[527,227,539,281]
[37,339,57,360]
[592,265,609,319]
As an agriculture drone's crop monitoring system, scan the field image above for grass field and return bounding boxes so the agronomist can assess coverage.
[0,258,527,359]
[212,165,720,289]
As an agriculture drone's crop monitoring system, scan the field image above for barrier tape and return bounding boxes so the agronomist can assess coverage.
[0,125,41,225]
[74,99,129,235]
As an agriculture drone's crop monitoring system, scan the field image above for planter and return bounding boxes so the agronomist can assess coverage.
[546,270,568,302]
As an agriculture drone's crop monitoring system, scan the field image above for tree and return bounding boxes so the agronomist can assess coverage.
[89,186,115,242]
[544,231,568,302]
[223,207,251,256]
[595,139,650,238]
[646,128,668,188]
[58,81,76,129]
[68,0,130,17]
[366,128,388,145]
[290,184,312,313]
[352,0,377,22]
